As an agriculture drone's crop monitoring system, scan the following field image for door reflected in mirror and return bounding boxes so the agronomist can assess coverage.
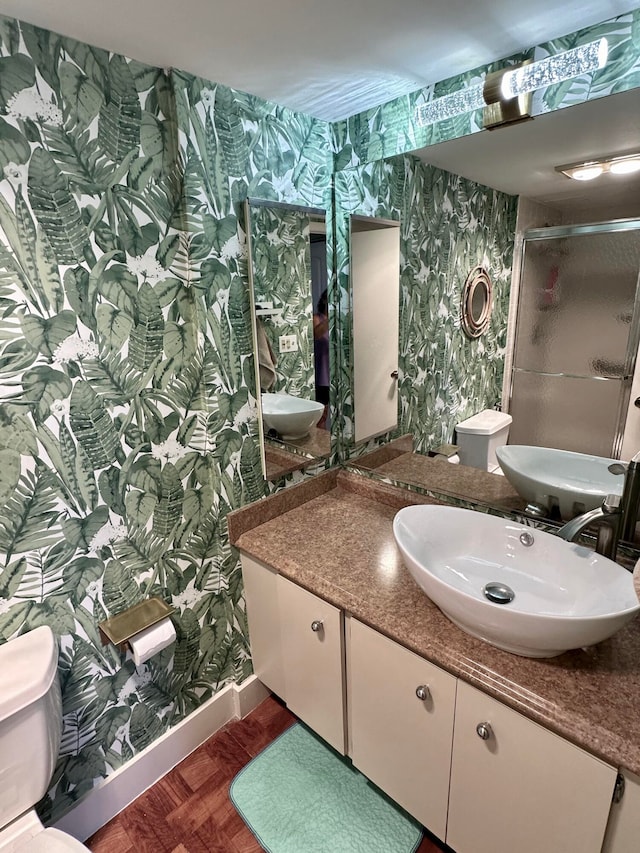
[351,215,401,444]
[245,199,331,480]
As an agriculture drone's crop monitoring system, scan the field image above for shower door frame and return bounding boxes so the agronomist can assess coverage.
[502,217,640,459]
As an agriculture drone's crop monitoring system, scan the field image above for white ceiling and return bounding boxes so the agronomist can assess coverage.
[1,0,639,209]
[1,0,639,121]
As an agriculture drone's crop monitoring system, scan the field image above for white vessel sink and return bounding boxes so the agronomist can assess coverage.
[393,504,639,658]
[496,445,624,520]
[261,392,324,439]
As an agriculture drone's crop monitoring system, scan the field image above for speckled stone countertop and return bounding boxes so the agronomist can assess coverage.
[352,447,527,515]
[228,469,640,776]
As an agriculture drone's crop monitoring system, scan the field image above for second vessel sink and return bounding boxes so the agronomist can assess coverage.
[393,504,639,658]
[496,445,624,520]
[261,392,324,439]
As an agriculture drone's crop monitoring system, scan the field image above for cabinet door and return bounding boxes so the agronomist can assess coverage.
[347,618,456,841]
[278,576,345,754]
[241,556,285,698]
[447,681,616,853]
[602,769,640,853]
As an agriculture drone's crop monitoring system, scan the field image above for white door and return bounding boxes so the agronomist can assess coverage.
[351,222,400,442]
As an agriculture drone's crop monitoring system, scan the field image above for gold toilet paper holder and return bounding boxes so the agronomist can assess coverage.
[98,597,175,652]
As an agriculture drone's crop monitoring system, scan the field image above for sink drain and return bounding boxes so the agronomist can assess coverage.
[483,582,515,605]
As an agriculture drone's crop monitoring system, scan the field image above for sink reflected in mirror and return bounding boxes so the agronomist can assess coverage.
[393,504,640,658]
[496,445,624,520]
[261,392,324,440]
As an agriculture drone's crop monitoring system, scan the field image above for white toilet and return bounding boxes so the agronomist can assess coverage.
[0,626,90,852]
[455,409,512,474]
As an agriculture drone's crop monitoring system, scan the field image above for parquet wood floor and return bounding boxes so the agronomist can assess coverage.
[87,695,447,853]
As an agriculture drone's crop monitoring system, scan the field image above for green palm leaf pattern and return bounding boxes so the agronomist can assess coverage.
[69,381,120,468]
[152,462,184,537]
[128,702,166,751]
[214,86,249,177]
[98,54,141,162]
[128,282,164,371]
[102,558,143,615]
[0,467,61,559]
[27,148,90,265]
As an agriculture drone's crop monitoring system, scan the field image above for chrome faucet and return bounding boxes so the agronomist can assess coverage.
[557,450,640,560]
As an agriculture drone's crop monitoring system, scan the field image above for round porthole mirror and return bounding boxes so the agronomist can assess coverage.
[461,266,493,339]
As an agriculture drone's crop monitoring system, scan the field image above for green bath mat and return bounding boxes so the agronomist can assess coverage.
[230,723,423,853]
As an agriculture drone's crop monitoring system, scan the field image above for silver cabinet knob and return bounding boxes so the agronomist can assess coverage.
[415,685,430,701]
[311,620,323,633]
[476,722,493,740]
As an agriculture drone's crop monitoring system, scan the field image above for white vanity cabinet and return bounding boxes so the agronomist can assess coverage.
[277,575,345,754]
[447,681,617,853]
[347,618,456,841]
[241,556,346,754]
[241,555,621,852]
[241,555,285,697]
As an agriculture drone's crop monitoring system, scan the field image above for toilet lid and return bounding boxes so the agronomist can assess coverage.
[20,828,90,852]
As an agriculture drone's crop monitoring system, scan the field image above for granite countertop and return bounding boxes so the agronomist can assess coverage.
[352,445,527,515]
[228,468,640,776]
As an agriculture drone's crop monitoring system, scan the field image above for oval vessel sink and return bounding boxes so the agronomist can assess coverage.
[496,445,624,520]
[261,392,324,439]
[393,504,640,658]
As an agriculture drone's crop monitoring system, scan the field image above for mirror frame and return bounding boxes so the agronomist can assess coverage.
[461,265,493,339]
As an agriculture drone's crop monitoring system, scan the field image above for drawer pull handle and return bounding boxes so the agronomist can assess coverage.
[415,685,430,701]
[476,722,493,740]
[311,620,323,633]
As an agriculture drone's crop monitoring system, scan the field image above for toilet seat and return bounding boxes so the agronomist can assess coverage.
[19,828,89,852]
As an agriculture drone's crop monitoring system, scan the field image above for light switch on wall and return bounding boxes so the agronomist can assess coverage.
[279,334,298,353]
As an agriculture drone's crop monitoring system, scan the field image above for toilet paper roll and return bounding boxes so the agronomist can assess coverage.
[128,617,176,666]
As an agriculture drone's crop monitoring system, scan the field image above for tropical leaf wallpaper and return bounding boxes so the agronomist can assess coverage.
[0,3,638,830]
[248,205,315,398]
[0,14,332,822]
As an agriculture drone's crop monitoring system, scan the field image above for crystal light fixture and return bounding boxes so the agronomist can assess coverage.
[499,39,609,100]
[415,37,609,129]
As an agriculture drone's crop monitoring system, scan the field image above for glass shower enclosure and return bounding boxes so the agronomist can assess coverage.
[507,220,640,458]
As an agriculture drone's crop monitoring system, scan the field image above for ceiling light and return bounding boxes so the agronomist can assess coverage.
[415,37,608,130]
[557,153,640,181]
[609,157,640,175]
[499,39,609,100]
[569,165,604,181]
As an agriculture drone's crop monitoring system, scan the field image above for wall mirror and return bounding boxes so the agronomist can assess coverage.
[245,199,331,481]
[461,266,492,339]
[342,85,640,545]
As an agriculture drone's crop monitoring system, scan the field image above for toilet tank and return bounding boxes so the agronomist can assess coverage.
[456,410,512,471]
[0,626,62,828]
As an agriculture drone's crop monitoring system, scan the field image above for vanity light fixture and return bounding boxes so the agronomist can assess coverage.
[415,37,608,130]
[556,152,640,182]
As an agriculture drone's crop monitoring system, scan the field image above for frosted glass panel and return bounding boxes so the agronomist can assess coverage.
[509,372,624,457]
[514,230,640,378]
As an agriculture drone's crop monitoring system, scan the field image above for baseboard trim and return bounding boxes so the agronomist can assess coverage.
[54,676,270,842]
